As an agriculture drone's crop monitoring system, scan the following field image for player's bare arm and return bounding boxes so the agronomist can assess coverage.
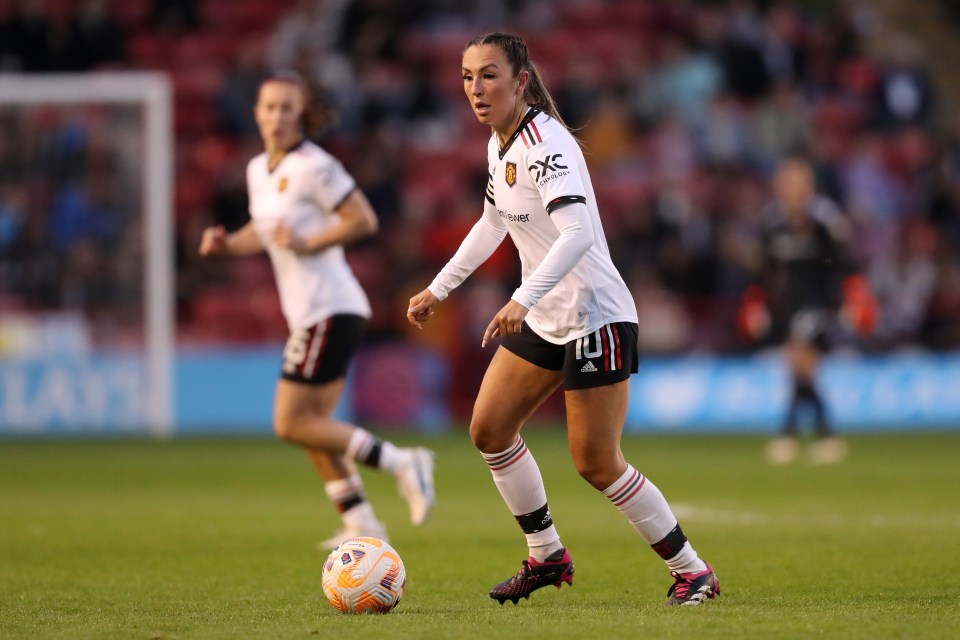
[199,222,264,256]
[273,189,378,255]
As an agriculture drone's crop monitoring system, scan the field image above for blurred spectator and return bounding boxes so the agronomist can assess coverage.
[635,32,723,129]
[13,0,52,72]
[699,90,750,166]
[346,132,403,229]
[0,0,21,71]
[0,184,25,251]
[631,265,694,355]
[267,0,356,111]
[749,80,810,170]
[50,179,117,253]
[837,133,904,262]
[579,91,637,171]
[923,258,960,349]
[150,0,198,31]
[267,0,348,72]
[555,53,603,130]
[870,34,934,132]
[868,220,938,346]
[694,1,770,101]
[758,1,806,85]
[217,40,269,137]
[0,0,128,72]
[207,153,250,232]
[336,0,412,64]
[74,0,127,69]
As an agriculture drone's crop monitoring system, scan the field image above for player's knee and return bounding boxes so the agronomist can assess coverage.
[272,415,295,443]
[468,418,514,454]
[273,408,307,444]
[572,453,620,490]
[573,461,607,490]
[468,419,492,451]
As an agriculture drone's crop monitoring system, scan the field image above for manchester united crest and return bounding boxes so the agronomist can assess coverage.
[278,177,288,192]
[505,162,517,187]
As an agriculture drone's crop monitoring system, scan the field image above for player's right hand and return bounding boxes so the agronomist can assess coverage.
[199,225,228,256]
[407,288,438,329]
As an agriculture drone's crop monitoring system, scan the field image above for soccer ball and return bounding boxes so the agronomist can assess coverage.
[321,537,406,614]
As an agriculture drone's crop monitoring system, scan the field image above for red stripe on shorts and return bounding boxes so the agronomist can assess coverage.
[613,324,622,369]
[602,327,610,371]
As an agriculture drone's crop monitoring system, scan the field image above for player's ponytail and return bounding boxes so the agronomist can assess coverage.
[464,32,571,132]
[300,77,337,138]
[525,59,568,130]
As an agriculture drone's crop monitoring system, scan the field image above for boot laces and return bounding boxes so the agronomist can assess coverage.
[668,571,692,600]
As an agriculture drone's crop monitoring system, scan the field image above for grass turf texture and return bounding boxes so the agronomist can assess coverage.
[1,432,958,639]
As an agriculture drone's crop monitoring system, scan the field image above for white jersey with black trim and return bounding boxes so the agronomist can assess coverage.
[246,139,371,331]
[487,108,637,344]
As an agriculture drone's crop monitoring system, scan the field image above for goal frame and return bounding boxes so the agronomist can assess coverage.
[0,73,175,436]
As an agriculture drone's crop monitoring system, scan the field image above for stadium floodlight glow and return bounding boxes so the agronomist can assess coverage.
[0,73,174,437]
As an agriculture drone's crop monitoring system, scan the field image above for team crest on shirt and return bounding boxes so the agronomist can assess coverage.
[278,177,288,192]
[505,162,517,188]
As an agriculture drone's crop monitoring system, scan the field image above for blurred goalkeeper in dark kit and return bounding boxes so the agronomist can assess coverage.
[738,155,877,464]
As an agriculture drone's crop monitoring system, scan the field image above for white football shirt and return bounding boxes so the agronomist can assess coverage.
[430,108,637,344]
[246,140,371,331]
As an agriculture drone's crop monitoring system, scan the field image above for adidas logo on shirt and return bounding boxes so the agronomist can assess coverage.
[580,361,598,373]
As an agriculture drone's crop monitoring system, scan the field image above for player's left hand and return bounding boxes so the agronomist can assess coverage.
[483,300,529,348]
[272,224,309,253]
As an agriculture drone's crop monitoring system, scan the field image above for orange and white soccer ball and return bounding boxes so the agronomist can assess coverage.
[321,537,406,614]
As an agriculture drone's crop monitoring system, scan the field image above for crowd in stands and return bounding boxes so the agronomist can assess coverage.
[2,0,960,364]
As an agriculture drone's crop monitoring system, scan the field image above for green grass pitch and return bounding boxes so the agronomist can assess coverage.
[2,431,959,639]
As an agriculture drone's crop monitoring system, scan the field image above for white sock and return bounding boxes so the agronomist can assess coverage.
[603,464,706,574]
[664,541,706,575]
[324,474,379,530]
[342,502,379,530]
[345,429,405,474]
[482,437,562,561]
[324,475,362,503]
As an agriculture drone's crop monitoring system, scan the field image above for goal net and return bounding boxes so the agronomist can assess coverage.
[0,73,174,436]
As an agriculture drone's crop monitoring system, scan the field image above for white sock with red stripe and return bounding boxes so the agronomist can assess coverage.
[325,474,380,531]
[604,464,706,574]
[346,429,405,475]
[324,474,364,509]
[481,437,563,562]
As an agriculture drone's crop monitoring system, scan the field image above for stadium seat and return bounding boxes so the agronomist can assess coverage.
[111,0,152,29]
[127,32,169,69]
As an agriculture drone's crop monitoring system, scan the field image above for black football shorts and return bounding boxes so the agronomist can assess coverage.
[280,314,367,385]
[502,321,639,390]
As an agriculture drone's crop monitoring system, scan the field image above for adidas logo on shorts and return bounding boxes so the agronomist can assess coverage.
[580,361,598,373]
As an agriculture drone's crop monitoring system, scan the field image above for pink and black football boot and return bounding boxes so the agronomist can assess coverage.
[665,562,720,606]
[489,547,574,605]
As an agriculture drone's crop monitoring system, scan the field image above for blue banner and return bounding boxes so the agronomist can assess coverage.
[173,344,450,435]
[3,350,958,436]
[626,354,960,432]
[0,355,145,435]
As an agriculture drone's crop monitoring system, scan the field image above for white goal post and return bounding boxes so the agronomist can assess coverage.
[0,73,174,436]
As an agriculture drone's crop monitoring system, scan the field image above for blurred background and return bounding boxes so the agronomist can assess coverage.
[1,0,959,436]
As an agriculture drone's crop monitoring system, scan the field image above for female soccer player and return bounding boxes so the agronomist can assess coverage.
[199,72,434,548]
[407,33,718,606]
